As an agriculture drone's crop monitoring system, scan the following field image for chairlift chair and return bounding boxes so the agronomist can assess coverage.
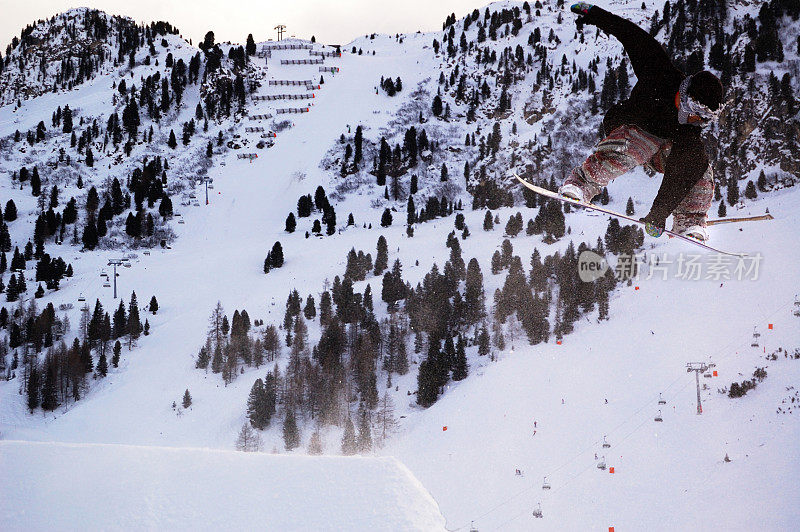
[654,410,663,422]
[658,393,667,405]
[103,282,111,288]
[542,476,551,490]
[597,457,607,470]
[532,503,543,519]
[78,293,85,302]
[602,436,611,449]
[751,326,760,347]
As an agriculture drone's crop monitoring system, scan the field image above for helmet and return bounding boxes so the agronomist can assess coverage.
[687,70,723,112]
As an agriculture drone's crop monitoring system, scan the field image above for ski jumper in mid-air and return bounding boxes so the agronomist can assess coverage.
[560,3,724,242]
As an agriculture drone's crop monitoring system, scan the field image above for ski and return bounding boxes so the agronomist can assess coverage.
[706,213,773,226]
[513,173,748,257]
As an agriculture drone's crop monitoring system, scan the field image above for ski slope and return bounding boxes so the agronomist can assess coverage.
[1,2,800,530]
[0,440,446,531]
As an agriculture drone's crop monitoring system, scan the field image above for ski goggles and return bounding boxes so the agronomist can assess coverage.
[677,76,723,125]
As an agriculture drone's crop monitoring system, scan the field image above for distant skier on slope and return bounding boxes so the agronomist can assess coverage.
[559,3,724,242]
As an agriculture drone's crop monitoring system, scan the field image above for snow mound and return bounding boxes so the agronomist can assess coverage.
[0,440,446,531]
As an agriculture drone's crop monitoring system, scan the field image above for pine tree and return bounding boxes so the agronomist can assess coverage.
[246,33,256,56]
[452,335,468,380]
[380,209,393,227]
[270,242,284,268]
[128,292,141,348]
[308,430,324,454]
[31,167,41,196]
[97,352,108,377]
[182,389,192,408]
[283,409,300,450]
[416,356,439,407]
[285,213,297,233]
[4,200,17,221]
[744,181,757,200]
[149,296,159,314]
[341,414,357,455]
[757,170,768,192]
[625,197,634,215]
[374,235,389,275]
[717,200,726,218]
[247,378,268,429]
[113,300,127,339]
[195,345,210,369]
[82,219,98,250]
[211,343,223,373]
[356,409,373,453]
[303,295,316,320]
[483,210,494,230]
[112,340,122,367]
[477,325,490,356]
[40,357,59,411]
[432,94,443,116]
[727,176,739,206]
[167,130,177,149]
[27,362,40,412]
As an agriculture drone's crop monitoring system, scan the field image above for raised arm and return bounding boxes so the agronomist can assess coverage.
[572,4,678,84]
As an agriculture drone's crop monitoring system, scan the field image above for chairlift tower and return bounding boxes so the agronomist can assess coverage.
[201,177,213,205]
[275,24,286,41]
[80,302,90,339]
[107,258,129,299]
[686,362,709,414]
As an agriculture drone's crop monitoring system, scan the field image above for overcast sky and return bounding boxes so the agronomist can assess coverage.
[1,0,484,51]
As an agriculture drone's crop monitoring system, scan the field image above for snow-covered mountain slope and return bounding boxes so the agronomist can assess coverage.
[0,440,446,531]
[1,1,799,530]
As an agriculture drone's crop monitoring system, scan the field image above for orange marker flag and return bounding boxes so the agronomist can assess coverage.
[609,467,615,474]
[442,426,447,431]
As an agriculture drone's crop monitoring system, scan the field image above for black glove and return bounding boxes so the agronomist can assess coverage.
[570,3,599,26]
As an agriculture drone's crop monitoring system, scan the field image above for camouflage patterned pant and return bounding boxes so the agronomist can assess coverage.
[565,125,714,230]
